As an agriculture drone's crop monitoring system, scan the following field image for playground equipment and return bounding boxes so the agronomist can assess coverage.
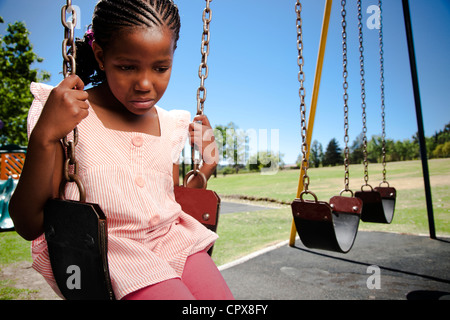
[401,0,436,239]
[0,177,17,231]
[289,0,405,250]
[289,0,437,244]
[0,146,25,232]
[354,0,396,224]
[290,0,362,254]
[43,1,115,299]
[174,0,221,243]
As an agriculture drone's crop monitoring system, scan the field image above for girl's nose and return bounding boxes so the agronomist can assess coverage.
[135,72,154,92]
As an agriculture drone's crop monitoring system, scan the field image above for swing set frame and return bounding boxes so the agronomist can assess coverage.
[289,0,436,247]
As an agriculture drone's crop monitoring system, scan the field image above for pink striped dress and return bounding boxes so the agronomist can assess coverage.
[28,82,218,299]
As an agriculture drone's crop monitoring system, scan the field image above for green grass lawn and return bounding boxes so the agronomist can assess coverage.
[0,231,34,299]
[1,158,448,298]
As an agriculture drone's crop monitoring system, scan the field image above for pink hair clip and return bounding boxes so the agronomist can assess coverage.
[85,29,95,48]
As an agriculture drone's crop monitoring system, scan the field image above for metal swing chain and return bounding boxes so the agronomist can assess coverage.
[196,0,212,116]
[357,0,371,190]
[296,1,311,195]
[341,0,351,193]
[379,0,388,186]
[61,0,85,201]
[187,0,213,187]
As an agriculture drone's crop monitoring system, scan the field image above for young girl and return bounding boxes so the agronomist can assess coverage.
[9,0,233,300]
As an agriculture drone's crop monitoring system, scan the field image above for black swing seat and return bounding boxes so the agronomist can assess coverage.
[355,186,396,224]
[44,199,115,300]
[291,195,362,253]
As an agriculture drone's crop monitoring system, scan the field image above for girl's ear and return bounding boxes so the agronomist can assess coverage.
[92,41,105,71]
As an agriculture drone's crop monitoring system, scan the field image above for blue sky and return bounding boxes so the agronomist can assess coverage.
[1,0,449,164]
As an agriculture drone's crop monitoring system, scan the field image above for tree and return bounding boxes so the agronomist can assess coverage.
[214,122,246,173]
[323,138,343,167]
[393,140,407,161]
[0,17,50,146]
[247,151,284,172]
[367,135,383,163]
[309,140,323,168]
[384,139,397,162]
[443,141,450,157]
[432,123,450,145]
[213,124,228,162]
[429,122,450,159]
[432,141,450,158]
[350,132,364,164]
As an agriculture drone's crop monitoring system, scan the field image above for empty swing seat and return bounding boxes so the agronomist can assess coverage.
[291,195,362,253]
[355,186,395,224]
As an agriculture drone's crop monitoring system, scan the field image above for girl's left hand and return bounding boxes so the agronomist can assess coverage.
[189,115,219,166]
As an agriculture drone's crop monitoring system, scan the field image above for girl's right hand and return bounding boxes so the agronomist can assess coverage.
[33,75,89,145]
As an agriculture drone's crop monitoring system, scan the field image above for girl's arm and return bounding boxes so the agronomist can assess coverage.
[9,137,64,240]
[173,164,180,186]
[9,75,89,241]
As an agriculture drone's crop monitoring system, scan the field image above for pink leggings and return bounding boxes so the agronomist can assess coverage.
[122,251,234,300]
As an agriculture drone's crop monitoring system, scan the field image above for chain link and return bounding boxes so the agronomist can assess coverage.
[341,0,350,192]
[379,0,387,184]
[196,0,213,116]
[61,0,83,199]
[357,0,370,188]
[296,1,310,194]
[61,0,77,77]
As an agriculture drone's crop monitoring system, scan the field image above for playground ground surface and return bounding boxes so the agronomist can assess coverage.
[1,200,449,301]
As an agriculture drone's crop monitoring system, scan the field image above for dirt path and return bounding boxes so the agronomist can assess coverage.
[0,261,60,300]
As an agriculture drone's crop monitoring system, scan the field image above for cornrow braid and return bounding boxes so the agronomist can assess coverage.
[75,0,181,85]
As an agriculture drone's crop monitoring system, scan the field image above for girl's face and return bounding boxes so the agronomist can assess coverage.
[93,27,175,116]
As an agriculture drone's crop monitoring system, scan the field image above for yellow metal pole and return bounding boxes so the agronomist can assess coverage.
[289,0,333,247]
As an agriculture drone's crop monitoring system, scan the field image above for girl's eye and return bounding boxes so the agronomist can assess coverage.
[119,65,135,71]
[155,66,170,73]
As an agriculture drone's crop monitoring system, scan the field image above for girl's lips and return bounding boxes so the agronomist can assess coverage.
[130,100,155,109]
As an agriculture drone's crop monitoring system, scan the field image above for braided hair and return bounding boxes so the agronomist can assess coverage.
[75,0,181,85]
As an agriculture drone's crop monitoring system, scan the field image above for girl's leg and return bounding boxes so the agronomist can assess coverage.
[122,251,234,300]
[182,250,234,300]
[122,278,195,300]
